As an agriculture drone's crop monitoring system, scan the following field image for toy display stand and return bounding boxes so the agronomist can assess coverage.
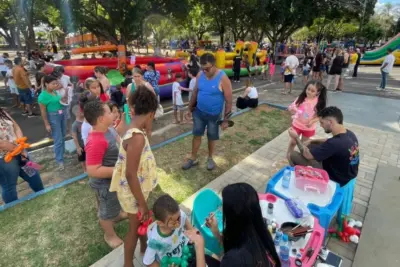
[259,193,324,267]
[266,166,344,235]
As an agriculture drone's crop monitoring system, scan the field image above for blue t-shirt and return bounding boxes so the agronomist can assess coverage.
[196,71,225,115]
[310,130,359,186]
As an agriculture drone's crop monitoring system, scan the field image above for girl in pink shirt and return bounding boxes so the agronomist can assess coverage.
[269,58,276,81]
[287,81,327,161]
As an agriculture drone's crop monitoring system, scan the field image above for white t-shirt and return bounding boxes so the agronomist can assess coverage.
[285,55,299,75]
[143,210,189,265]
[247,86,258,99]
[382,54,395,73]
[58,75,73,105]
[188,77,196,101]
[172,82,183,106]
[6,69,16,88]
[82,120,92,146]
[0,56,7,72]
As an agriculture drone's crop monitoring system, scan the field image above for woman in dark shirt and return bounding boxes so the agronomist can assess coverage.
[326,49,344,91]
[312,52,323,80]
[185,183,280,267]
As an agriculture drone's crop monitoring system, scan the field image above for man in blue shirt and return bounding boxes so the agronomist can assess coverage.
[289,106,359,187]
[182,53,233,171]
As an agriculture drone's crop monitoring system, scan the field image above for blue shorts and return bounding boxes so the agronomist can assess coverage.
[192,108,221,141]
[18,88,33,105]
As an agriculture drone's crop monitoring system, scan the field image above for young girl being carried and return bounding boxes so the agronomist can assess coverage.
[94,66,111,95]
[110,85,159,267]
[287,80,327,161]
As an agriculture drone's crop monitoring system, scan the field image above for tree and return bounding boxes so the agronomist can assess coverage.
[292,27,311,42]
[184,3,213,40]
[361,21,384,46]
[144,14,178,50]
[374,2,400,40]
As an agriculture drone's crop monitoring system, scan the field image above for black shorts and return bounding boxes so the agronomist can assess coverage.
[78,150,86,162]
[284,74,294,83]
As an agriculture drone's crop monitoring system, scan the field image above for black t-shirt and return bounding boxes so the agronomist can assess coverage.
[52,44,58,54]
[310,130,359,186]
[233,55,242,70]
[219,247,275,267]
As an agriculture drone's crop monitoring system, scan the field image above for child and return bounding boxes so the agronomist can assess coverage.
[287,81,327,161]
[111,84,125,109]
[79,91,97,145]
[5,60,20,108]
[54,66,73,134]
[84,100,127,248]
[269,58,276,82]
[179,69,198,122]
[172,73,184,124]
[85,77,109,103]
[94,66,111,95]
[108,102,121,128]
[71,109,86,172]
[302,58,311,84]
[109,85,158,267]
[143,194,194,266]
[280,61,286,82]
[261,61,269,80]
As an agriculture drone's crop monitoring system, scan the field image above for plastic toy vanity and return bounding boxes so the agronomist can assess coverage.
[266,166,345,234]
[259,193,324,267]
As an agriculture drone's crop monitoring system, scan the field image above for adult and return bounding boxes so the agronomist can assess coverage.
[38,75,68,170]
[35,60,46,92]
[182,53,232,171]
[289,106,359,187]
[126,68,155,99]
[352,48,361,78]
[326,49,344,91]
[12,57,36,117]
[377,48,395,91]
[184,183,280,267]
[312,52,323,80]
[144,61,161,96]
[0,107,44,203]
[337,48,350,91]
[236,79,258,109]
[283,48,299,94]
[232,50,242,83]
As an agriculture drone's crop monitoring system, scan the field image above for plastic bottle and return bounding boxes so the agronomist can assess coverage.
[282,169,291,189]
[279,234,291,267]
[274,228,282,246]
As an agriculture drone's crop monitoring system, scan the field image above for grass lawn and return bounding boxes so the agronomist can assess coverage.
[0,105,291,267]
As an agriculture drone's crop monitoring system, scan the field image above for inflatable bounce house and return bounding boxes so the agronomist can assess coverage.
[176,40,267,77]
[361,33,400,65]
[44,45,186,98]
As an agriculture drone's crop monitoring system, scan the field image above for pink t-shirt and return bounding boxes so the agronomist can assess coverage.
[289,97,318,131]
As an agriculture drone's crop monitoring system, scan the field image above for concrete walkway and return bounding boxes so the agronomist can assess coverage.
[92,121,400,267]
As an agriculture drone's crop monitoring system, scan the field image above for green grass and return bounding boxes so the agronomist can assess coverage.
[0,105,291,267]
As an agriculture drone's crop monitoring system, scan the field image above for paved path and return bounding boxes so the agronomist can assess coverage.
[92,120,400,267]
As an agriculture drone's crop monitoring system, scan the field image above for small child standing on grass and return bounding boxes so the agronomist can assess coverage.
[172,73,184,124]
[261,61,269,80]
[179,69,198,122]
[71,109,86,172]
[85,100,127,249]
[269,58,276,82]
[143,194,194,266]
[110,85,159,267]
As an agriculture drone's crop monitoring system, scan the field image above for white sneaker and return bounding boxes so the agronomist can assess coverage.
[376,87,383,91]
[58,164,65,171]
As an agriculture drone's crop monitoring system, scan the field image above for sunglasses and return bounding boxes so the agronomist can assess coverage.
[202,65,214,72]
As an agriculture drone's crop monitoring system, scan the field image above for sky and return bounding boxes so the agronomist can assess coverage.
[376,0,400,8]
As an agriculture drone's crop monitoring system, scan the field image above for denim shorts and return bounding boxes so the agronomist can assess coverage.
[90,184,121,220]
[18,88,33,104]
[192,108,221,141]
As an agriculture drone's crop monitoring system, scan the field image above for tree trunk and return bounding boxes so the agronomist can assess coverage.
[219,26,225,46]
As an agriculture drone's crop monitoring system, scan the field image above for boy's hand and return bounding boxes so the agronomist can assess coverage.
[45,123,52,134]
[76,146,83,156]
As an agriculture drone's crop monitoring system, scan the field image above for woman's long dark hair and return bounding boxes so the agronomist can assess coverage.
[295,80,327,113]
[222,183,280,267]
[0,107,11,121]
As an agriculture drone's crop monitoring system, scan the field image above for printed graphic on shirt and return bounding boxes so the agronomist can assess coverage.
[349,143,360,165]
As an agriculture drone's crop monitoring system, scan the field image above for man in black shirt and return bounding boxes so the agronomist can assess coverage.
[353,48,362,77]
[289,106,359,187]
[232,50,242,83]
